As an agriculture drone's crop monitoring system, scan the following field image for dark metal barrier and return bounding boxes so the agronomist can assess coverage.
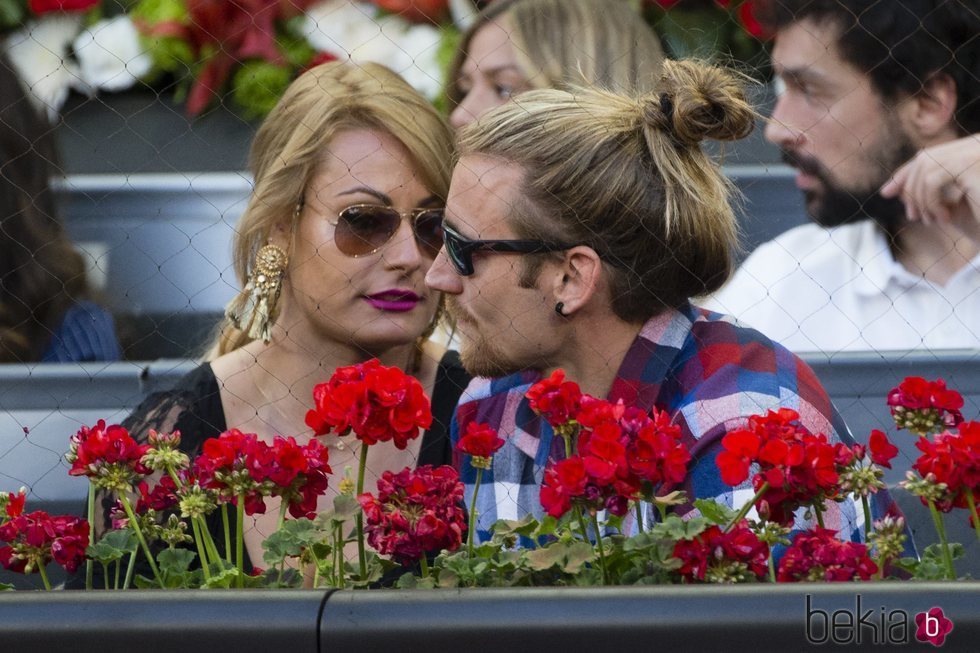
[0,590,329,653]
[1,584,978,652]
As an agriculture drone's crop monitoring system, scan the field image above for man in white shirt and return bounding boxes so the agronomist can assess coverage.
[705,0,980,353]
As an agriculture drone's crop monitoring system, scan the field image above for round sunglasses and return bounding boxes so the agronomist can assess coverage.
[325,203,446,259]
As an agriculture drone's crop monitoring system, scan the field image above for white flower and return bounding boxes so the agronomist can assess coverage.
[449,0,479,30]
[3,14,90,121]
[74,16,153,93]
[302,1,385,60]
[379,18,443,100]
[302,0,444,99]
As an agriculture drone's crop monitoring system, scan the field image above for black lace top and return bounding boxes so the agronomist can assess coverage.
[120,350,470,465]
[75,351,470,583]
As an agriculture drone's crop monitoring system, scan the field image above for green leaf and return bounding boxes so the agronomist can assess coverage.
[493,514,540,539]
[204,567,244,589]
[332,494,362,523]
[258,567,302,588]
[261,518,320,567]
[157,548,196,577]
[694,499,737,526]
[651,514,707,541]
[87,529,138,564]
[525,540,595,574]
[0,581,14,591]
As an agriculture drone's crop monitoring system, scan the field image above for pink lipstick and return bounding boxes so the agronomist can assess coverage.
[365,290,421,313]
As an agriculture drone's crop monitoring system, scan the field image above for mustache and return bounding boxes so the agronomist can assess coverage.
[445,297,470,325]
[780,148,824,178]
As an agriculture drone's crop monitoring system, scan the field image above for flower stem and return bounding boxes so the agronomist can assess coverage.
[419,554,430,579]
[861,495,872,541]
[927,499,956,580]
[768,554,776,583]
[236,494,245,588]
[355,443,369,580]
[573,505,590,542]
[222,504,232,563]
[123,549,136,589]
[120,495,164,588]
[194,515,221,568]
[814,504,826,529]
[38,563,52,591]
[114,557,121,590]
[277,499,288,533]
[103,563,111,591]
[965,492,980,547]
[467,467,484,556]
[590,511,608,585]
[334,521,344,589]
[85,483,95,590]
[725,481,769,532]
[191,517,212,582]
[634,501,644,534]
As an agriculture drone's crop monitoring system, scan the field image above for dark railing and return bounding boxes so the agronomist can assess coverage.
[1,584,978,652]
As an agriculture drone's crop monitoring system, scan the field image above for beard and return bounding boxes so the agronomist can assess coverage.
[445,297,544,378]
[782,131,917,232]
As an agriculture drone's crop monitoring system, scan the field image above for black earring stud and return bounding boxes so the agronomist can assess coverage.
[555,302,566,317]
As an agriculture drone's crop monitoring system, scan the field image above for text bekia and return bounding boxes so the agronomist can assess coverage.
[805,594,908,645]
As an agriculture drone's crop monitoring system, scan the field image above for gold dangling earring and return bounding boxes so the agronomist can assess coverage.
[226,243,288,343]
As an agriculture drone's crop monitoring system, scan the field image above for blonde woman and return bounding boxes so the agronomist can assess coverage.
[448,0,665,128]
[92,62,469,571]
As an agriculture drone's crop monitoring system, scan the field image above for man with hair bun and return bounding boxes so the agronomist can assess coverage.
[707,0,980,353]
[426,59,906,545]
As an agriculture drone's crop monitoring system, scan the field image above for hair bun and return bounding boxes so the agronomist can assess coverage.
[643,59,756,146]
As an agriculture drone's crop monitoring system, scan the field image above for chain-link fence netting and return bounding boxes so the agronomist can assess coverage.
[2,0,979,589]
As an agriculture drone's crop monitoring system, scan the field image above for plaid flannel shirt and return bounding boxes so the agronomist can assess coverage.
[452,303,910,550]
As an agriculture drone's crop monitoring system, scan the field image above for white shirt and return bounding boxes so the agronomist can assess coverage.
[702,221,980,353]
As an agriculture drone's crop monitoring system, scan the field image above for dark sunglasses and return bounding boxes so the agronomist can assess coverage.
[326,203,445,259]
[442,223,575,276]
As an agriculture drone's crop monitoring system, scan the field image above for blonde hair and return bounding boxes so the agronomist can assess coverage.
[210,62,454,357]
[447,0,665,105]
[456,58,756,322]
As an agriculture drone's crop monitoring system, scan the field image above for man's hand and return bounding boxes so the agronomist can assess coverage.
[881,134,980,238]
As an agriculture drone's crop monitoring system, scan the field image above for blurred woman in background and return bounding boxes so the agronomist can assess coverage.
[448,0,665,128]
[0,53,120,363]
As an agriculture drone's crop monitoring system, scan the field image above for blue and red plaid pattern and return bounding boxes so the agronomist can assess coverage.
[452,303,912,551]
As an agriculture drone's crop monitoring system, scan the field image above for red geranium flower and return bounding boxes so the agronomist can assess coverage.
[195,429,276,515]
[357,465,466,562]
[716,429,762,486]
[2,488,26,520]
[540,456,589,518]
[627,407,690,487]
[868,429,899,469]
[777,528,877,582]
[887,376,964,434]
[456,422,504,470]
[717,410,840,526]
[672,521,769,583]
[306,359,433,449]
[266,436,332,520]
[66,421,151,492]
[0,510,89,575]
[911,425,980,513]
[526,369,583,429]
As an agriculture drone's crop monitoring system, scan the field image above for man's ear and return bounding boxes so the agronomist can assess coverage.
[899,72,958,143]
[551,246,603,316]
